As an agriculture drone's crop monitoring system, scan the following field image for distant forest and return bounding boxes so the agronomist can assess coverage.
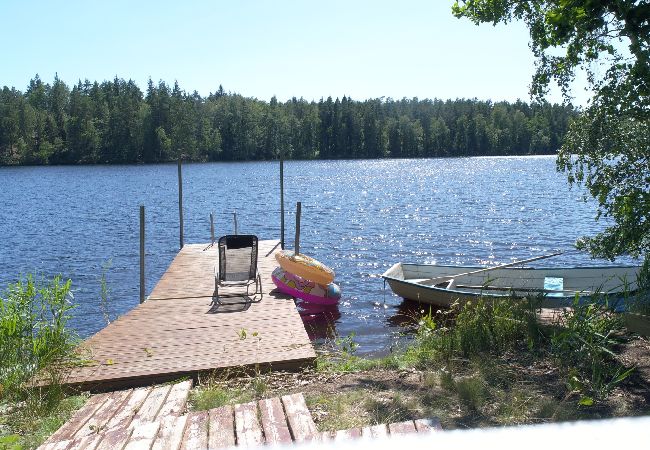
[0,75,577,165]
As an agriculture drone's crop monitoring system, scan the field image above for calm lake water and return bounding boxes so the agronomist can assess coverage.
[0,157,634,354]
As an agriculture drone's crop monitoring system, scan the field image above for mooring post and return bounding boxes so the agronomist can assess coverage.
[139,205,145,304]
[177,157,184,249]
[280,158,285,250]
[233,212,238,235]
[210,212,215,244]
[295,201,301,256]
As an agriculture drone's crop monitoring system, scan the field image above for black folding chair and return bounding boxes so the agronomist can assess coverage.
[212,235,263,305]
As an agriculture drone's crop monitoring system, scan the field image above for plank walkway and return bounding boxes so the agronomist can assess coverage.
[64,240,316,390]
[39,383,442,449]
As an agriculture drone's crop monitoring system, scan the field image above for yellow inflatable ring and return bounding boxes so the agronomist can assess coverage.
[275,250,335,285]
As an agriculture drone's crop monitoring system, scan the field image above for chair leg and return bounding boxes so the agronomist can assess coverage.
[212,278,220,305]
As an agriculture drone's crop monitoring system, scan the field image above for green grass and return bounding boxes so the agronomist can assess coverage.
[0,275,86,449]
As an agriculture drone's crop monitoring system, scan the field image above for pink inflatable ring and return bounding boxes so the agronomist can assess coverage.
[272,267,341,305]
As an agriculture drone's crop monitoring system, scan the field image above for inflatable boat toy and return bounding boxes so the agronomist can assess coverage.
[272,267,341,305]
[275,250,335,285]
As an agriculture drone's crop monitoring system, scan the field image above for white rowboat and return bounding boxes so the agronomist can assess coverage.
[381,261,640,308]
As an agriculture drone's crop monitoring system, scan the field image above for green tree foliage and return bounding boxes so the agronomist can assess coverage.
[0,75,576,165]
[453,0,650,259]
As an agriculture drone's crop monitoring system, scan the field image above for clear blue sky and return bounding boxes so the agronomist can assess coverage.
[1,0,587,104]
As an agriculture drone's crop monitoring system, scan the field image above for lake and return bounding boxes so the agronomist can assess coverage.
[0,156,632,355]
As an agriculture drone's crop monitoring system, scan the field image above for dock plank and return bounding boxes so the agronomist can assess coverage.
[124,421,161,450]
[414,417,443,432]
[130,385,172,428]
[152,415,188,450]
[207,405,236,449]
[157,380,192,418]
[180,411,209,450]
[281,393,318,443]
[74,390,131,438]
[234,401,264,447]
[388,420,417,435]
[62,241,315,390]
[259,397,293,445]
[40,393,110,444]
[365,424,389,438]
[103,387,150,431]
[335,428,362,441]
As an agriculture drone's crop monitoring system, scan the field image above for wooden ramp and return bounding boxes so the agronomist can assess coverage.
[39,383,442,449]
[64,240,316,390]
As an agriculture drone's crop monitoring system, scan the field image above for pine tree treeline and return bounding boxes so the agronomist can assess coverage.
[0,75,576,165]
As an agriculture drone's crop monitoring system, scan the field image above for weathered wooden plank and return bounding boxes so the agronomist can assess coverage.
[234,401,264,447]
[281,393,318,442]
[388,420,418,435]
[207,405,235,449]
[130,385,172,429]
[152,415,188,450]
[41,393,110,444]
[123,421,161,450]
[414,417,443,432]
[95,426,132,450]
[63,433,103,450]
[335,428,362,441]
[180,411,209,450]
[103,387,150,431]
[74,390,132,438]
[320,431,334,441]
[157,380,192,418]
[366,424,389,438]
[37,440,72,450]
[258,397,292,445]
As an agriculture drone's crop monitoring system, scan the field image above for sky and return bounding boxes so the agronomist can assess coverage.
[1,0,590,104]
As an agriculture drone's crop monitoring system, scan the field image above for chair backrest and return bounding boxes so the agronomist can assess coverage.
[217,235,258,282]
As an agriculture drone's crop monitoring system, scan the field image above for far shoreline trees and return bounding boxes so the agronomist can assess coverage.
[0,75,575,165]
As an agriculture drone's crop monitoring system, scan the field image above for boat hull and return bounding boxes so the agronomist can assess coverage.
[382,262,640,308]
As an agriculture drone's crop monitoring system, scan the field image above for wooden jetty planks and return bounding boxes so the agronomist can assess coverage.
[281,393,319,442]
[124,421,161,450]
[43,383,444,449]
[74,389,132,438]
[234,401,264,447]
[152,415,188,450]
[63,241,315,389]
[40,393,110,445]
[207,406,236,449]
[414,417,443,432]
[335,428,362,441]
[365,423,389,438]
[388,420,418,435]
[130,384,172,429]
[180,411,209,450]
[259,397,293,445]
[103,387,150,431]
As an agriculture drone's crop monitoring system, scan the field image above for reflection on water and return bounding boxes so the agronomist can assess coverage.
[298,302,341,341]
[0,157,636,355]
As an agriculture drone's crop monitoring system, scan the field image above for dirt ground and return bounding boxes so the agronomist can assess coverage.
[202,336,650,430]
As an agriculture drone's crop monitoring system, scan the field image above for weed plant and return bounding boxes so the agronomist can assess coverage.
[0,276,77,396]
[403,297,541,367]
[0,275,81,447]
[551,297,633,401]
[628,255,650,315]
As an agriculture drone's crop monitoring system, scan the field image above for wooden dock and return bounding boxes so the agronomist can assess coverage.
[39,382,442,449]
[65,240,316,390]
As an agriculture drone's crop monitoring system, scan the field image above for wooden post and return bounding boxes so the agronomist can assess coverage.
[295,201,301,256]
[233,212,238,235]
[139,205,145,304]
[280,158,285,250]
[210,212,215,244]
[177,157,184,249]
